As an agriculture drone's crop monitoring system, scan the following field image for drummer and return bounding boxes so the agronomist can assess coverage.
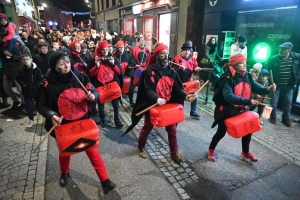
[171,42,201,119]
[207,54,276,162]
[37,51,116,193]
[123,43,197,163]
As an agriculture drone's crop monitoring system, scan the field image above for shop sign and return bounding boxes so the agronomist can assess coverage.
[209,0,218,6]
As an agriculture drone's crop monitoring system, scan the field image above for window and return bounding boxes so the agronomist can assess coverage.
[112,0,116,6]
[101,0,104,10]
[106,0,109,8]
[98,0,100,11]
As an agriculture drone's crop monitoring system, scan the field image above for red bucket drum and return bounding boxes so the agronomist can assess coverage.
[149,103,185,127]
[224,111,262,138]
[183,80,200,94]
[122,76,131,94]
[96,81,122,104]
[55,119,100,157]
[133,67,145,85]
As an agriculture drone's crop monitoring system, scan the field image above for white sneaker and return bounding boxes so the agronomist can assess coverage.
[27,120,34,128]
[6,56,11,59]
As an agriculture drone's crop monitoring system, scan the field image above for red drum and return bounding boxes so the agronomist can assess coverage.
[133,67,145,85]
[224,111,262,138]
[183,80,200,94]
[149,103,185,127]
[122,76,131,94]
[96,81,122,104]
[55,119,100,157]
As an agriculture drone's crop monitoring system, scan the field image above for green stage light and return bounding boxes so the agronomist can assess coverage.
[252,42,271,63]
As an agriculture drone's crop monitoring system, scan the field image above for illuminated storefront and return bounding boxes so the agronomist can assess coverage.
[15,0,36,32]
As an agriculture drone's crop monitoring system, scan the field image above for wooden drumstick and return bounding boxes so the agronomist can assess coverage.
[135,103,158,116]
[70,70,89,93]
[269,70,275,95]
[257,102,271,106]
[34,125,56,152]
[169,61,185,69]
[196,80,210,93]
[200,68,215,71]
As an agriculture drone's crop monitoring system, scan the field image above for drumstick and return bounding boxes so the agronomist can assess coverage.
[200,68,214,71]
[135,103,158,116]
[269,70,275,95]
[70,70,89,93]
[257,102,271,106]
[34,125,56,152]
[169,61,185,69]
[196,80,210,93]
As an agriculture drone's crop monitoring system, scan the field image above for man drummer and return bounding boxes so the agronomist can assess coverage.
[207,54,276,162]
[131,36,151,68]
[172,42,201,119]
[123,43,197,163]
[89,40,124,129]
[37,51,116,193]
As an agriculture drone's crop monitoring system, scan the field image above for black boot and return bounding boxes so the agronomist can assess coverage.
[101,179,116,194]
[59,172,70,187]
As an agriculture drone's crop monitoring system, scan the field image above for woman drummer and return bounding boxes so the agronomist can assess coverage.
[36,51,116,194]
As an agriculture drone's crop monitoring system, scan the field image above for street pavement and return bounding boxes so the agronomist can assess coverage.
[0,87,300,200]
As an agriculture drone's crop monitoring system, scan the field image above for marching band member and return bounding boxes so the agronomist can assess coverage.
[124,43,196,163]
[207,54,276,162]
[37,51,116,193]
[131,36,150,68]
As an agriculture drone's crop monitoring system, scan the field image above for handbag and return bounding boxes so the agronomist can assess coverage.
[200,57,208,65]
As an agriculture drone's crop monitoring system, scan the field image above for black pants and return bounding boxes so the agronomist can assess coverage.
[249,105,264,117]
[128,80,134,104]
[98,99,120,123]
[209,121,252,153]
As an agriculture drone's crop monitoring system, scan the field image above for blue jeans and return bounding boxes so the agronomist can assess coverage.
[24,97,34,120]
[270,85,293,120]
[190,93,198,115]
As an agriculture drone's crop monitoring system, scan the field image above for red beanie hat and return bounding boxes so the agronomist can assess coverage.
[228,54,246,67]
[146,43,168,67]
[94,40,109,58]
[69,41,81,50]
[0,13,9,21]
[116,41,124,47]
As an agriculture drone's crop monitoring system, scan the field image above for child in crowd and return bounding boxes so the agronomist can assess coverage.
[16,54,44,128]
[250,69,270,124]
[81,43,92,59]
[0,13,18,59]
[249,63,262,81]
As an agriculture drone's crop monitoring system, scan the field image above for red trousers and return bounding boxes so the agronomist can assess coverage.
[58,147,109,182]
[138,113,178,156]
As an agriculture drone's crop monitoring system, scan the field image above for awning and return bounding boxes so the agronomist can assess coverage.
[17,14,36,22]
[116,0,148,10]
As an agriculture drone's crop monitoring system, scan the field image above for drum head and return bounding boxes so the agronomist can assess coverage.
[58,88,88,120]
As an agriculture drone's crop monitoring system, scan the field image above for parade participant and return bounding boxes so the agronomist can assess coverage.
[37,51,116,193]
[266,42,300,127]
[112,40,137,105]
[207,54,276,162]
[123,43,197,163]
[131,36,150,68]
[172,42,201,119]
[89,40,124,129]
[16,54,44,127]
[69,41,90,74]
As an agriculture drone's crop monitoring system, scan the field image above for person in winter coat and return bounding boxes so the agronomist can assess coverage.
[33,43,50,75]
[0,13,17,58]
[123,43,197,163]
[132,36,151,68]
[36,51,116,193]
[69,41,90,74]
[16,54,44,127]
[172,42,201,119]
[249,69,270,124]
[112,40,137,105]
[207,54,276,162]
[20,30,36,55]
[88,40,124,129]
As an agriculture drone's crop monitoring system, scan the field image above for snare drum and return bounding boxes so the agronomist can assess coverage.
[55,119,100,157]
[122,76,131,94]
[183,80,200,94]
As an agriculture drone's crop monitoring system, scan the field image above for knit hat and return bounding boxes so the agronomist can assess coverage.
[0,13,9,21]
[145,43,168,67]
[48,51,68,72]
[69,41,81,50]
[238,35,247,43]
[229,54,247,67]
[253,63,262,71]
[97,40,109,50]
[116,41,124,47]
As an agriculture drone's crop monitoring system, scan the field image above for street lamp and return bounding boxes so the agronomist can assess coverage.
[42,3,47,7]
[49,20,53,26]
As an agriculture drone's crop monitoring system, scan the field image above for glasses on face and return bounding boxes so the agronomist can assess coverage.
[22,58,31,61]
[74,46,81,49]
[21,35,27,37]
[100,48,109,52]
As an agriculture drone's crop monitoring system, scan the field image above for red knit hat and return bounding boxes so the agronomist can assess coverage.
[229,54,246,67]
[69,41,81,50]
[94,40,109,58]
[0,13,9,21]
[146,43,168,67]
[116,41,124,47]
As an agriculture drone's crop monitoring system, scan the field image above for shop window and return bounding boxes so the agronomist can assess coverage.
[112,0,116,6]
[106,0,109,8]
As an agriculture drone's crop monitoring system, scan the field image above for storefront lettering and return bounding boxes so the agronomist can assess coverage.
[267,33,291,39]
[209,0,218,6]
[240,22,274,28]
